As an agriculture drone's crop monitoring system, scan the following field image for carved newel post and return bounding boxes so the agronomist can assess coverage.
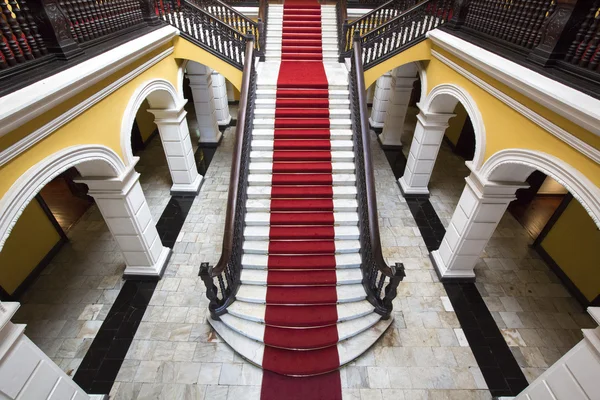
[528,0,596,66]
[26,0,82,59]
[139,0,161,26]
[445,0,473,30]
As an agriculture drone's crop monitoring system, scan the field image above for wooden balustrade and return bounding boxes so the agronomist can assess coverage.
[0,0,48,69]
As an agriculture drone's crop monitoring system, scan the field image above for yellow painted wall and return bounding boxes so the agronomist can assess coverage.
[0,200,60,295]
[423,46,600,188]
[445,102,467,146]
[0,44,180,200]
[541,200,600,302]
[135,100,156,142]
[364,41,431,88]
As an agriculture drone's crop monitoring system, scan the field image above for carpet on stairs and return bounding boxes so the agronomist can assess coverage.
[260,0,343,399]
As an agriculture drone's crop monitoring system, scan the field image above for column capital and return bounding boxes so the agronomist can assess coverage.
[147,102,188,123]
[415,109,456,128]
[465,172,528,200]
[76,162,140,196]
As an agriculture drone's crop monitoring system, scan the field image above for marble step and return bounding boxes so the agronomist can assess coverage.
[246,198,358,212]
[266,37,338,45]
[236,283,366,304]
[255,89,349,100]
[249,161,355,174]
[247,173,356,186]
[242,239,361,255]
[250,150,355,162]
[241,252,362,270]
[252,128,352,140]
[208,317,393,375]
[256,82,349,92]
[239,269,363,286]
[255,99,350,109]
[251,139,353,151]
[227,299,374,324]
[254,119,351,129]
[218,312,381,348]
[254,108,351,119]
[244,211,358,226]
[246,185,357,199]
[243,226,360,241]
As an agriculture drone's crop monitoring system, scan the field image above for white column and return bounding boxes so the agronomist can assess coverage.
[148,103,203,194]
[186,61,221,145]
[368,72,392,130]
[513,307,600,400]
[0,302,94,400]
[430,174,525,280]
[211,71,232,126]
[366,82,375,105]
[398,109,455,196]
[379,76,417,149]
[80,166,171,279]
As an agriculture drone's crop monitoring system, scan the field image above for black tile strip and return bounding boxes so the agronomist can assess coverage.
[383,148,529,397]
[73,144,217,394]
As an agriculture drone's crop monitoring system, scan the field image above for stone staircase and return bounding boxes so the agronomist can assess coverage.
[208,0,392,376]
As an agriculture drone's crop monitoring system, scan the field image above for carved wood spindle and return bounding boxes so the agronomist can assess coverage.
[579,7,600,67]
[503,0,522,42]
[491,0,508,38]
[9,0,40,57]
[472,0,485,31]
[63,0,86,42]
[133,0,143,24]
[590,35,600,70]
[72,0,92,41]
[568,0,599,64]
[0,22,17,66]
[508,0,527,43]
[123,0,135,27]
[522,0,545,48]
[516,0,534,46]
[79,0,97,38]
[1,0,30,61]
[115,0,126,30]
[498,0,516,40]
[18,0,47,54]
[91,0,110,35]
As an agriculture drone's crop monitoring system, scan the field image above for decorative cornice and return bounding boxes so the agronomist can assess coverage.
[427,29,600,138]
[431,49,600,165]
[0,47,174,168]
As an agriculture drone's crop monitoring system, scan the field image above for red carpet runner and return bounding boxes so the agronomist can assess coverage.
[260,0,343,399]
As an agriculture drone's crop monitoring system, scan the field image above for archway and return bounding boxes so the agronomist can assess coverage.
[398,83,486,196]
[121,79,203,194]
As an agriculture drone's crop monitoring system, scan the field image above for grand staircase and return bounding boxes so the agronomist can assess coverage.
[207,0,394,376]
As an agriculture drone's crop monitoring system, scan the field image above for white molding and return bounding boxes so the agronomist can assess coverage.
[431,49,600,165]
[419,82,487,169]
[476,149,600,228]
[0,145,127,252]
[0,26,178,136]
[0,47,174,168]
[427,29,600,137]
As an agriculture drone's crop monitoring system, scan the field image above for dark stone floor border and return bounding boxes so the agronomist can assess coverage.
[73,144,217,394]
[383,148,529,397]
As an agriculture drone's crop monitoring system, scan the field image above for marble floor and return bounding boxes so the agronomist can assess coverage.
[11,121,594,399]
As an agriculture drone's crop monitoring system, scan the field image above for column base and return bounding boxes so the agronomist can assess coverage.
[377,134,403,151]
[198,130,223,148]
[398,176,430,198]
[368,117,384,134]
[171,174,203,196]
[217,114,232,127]
[430,250,476,282]
[123,247,172,280]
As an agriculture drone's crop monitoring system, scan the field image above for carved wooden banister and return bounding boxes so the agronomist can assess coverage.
[350,32,405,318]
[200,37,256,319]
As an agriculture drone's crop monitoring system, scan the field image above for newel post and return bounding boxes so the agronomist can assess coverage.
[445,0,472,30]
[27,0,82,59]
[140,0,161,26]
[528,0,595,66]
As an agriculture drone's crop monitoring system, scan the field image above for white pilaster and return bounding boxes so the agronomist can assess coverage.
[366,83,375,105]
[226,80,235,103]
[186,61,221,145]
[399,110,455,196]
[148,104,203,194]
[80,167,171,279]
[211,71,232,126]
[368,72,392,129]
[0,302,94,400]
[430,175,525,280]
[379,76,417,148]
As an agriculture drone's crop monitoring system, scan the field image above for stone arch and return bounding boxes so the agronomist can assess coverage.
[477,148,600,228]
[419,83,486,169]
[120,78,183,166]
[0,145,127,252]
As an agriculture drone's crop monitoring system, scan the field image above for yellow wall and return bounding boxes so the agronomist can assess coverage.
[424,46,600,188]
[135,100,156,142]
[541,200,600,302]
[364,41,431,88]
[0,200,61,295]
[445,102,467,146]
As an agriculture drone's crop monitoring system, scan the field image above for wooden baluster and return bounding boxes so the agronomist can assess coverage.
[17,0,47,55]
[500,0,520,41]
[506,0,524,43]
[124,0,136,27]
[116,0,127,29]
[590,35,600,70]
[87,0,105,35]
[72,0,91,40]
[515,0,534,46]
[0,20,18,66]
[470,0,483,30]
[58,0,78,41]
[447,0,473,30]
[1,0,30,60]
[532,0,555,48]
[579,7,600,67]
[79,0,97,38]
[491,0,507,37]
[566,0,598,63]
[522,0,544,48]
[9,0,40,57]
